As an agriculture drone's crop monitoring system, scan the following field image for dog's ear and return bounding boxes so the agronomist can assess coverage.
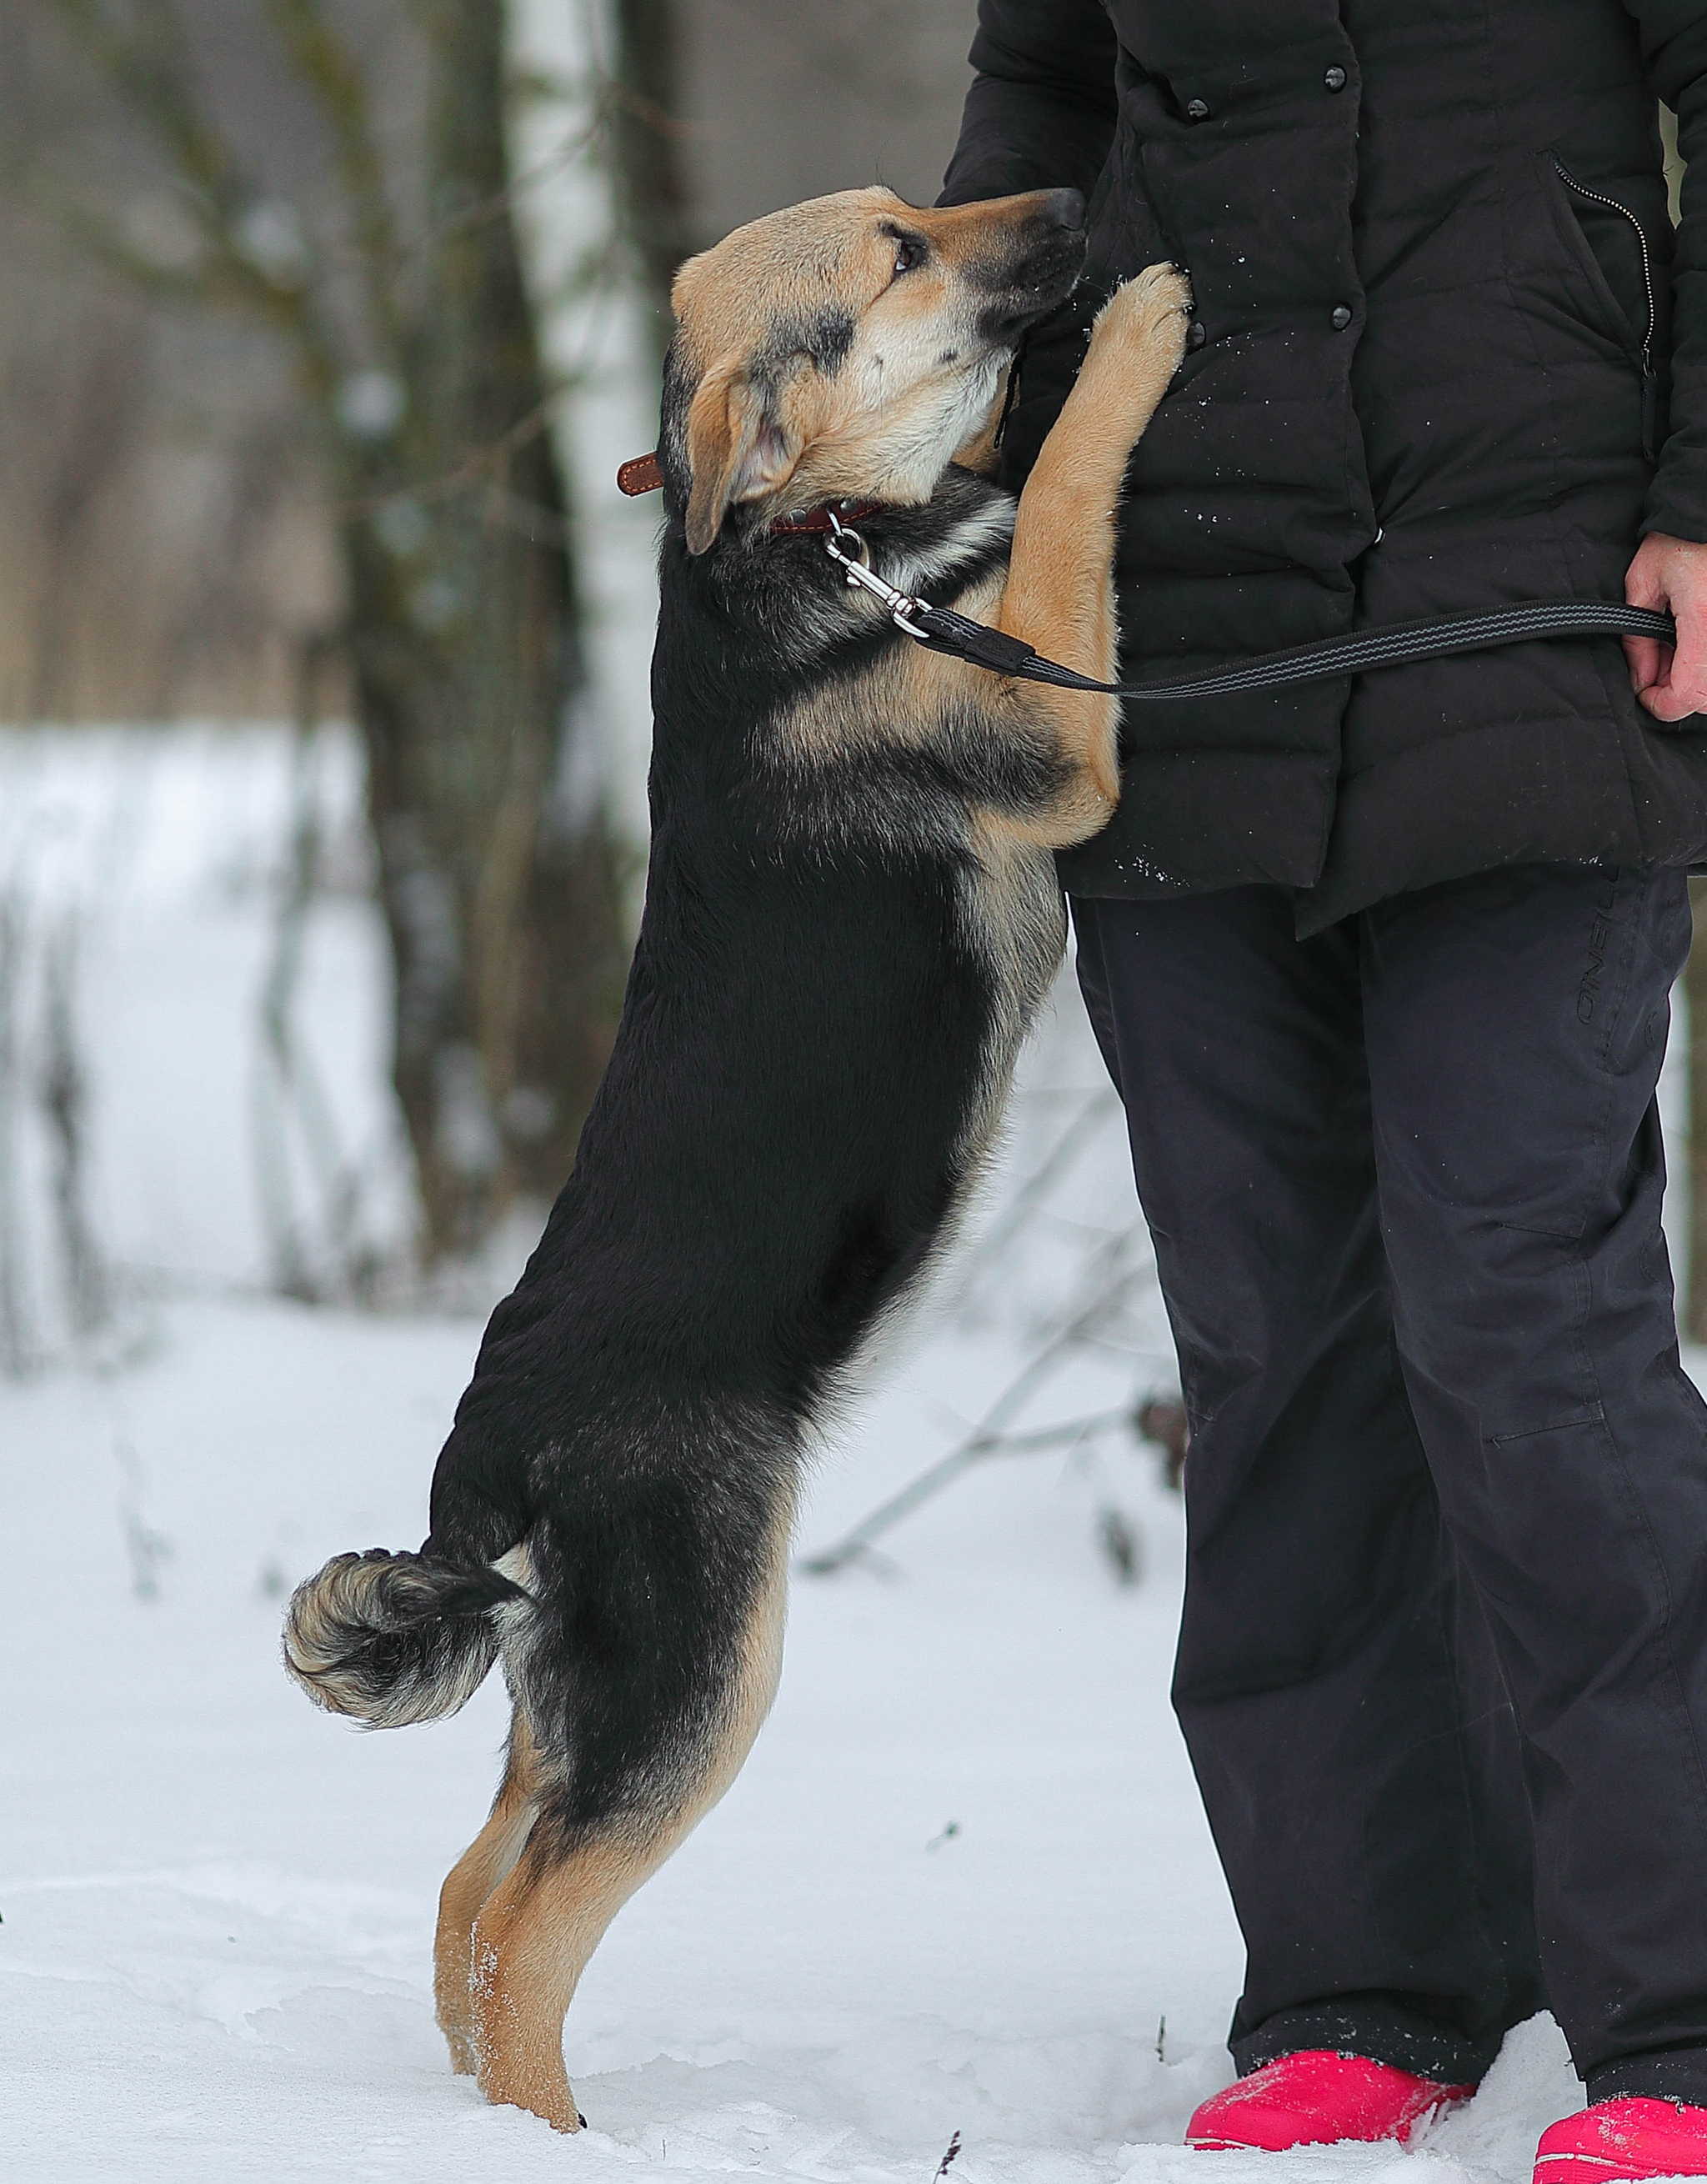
[683,353,801,554]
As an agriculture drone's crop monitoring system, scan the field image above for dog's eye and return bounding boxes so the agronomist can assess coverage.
[892,234,927,277]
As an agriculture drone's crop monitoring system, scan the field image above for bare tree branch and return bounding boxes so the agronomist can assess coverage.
[39,0,341,398]
[608,0,698,353]
[53,201,237,309]
[262,0,405,355]
[954,1085,1120,1293]
[801,1232,1155,1575]
[338,392,558,513]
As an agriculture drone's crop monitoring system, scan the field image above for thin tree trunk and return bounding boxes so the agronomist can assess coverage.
[38,0,630,1265]
[610,0,696,358]
[345,0,626,1258]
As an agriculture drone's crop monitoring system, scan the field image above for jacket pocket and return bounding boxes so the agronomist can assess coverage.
[1539,156,1651,350]
[1535,152,1659,459]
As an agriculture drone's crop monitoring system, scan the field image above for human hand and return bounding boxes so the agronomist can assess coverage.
[1624,532,1707,722]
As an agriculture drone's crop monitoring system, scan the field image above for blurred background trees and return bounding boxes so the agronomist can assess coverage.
[21,0,627,1260]
[0,0,971,1273]
[2,3,1702,1363]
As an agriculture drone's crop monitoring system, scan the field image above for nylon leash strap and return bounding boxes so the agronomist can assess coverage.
[818,516,1677,701]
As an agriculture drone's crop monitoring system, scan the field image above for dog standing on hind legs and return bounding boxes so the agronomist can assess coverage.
[283,185,1189,2133]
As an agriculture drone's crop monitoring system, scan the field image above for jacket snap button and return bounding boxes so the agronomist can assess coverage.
[1187,319,1207,349]
[1185,98,1210,120]
[1330,303,1354,330]
[1324,66,1347,90]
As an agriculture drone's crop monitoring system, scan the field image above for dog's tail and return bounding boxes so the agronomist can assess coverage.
[282,1546,528,1729]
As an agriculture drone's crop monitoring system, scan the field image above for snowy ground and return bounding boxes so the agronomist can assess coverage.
[0,725,1685,2181]
[0,1295,1607,2184]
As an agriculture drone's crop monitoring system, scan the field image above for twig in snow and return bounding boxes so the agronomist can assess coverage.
[0,896,30,1375]
[114,1439,172,1602]
[953,1085,1119,1302]
[39,912,108,1339]
[1137,1395,1189,1491]
[934,2131,963,2182]
[801,1232,1150,1574]
[1097,1504,1142,1586]
[253,632,373,1303]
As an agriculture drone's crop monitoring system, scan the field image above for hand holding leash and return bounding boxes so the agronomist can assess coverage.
[1627,532,1707,721]
[620,453,1679,704]
[820,515,1679,703]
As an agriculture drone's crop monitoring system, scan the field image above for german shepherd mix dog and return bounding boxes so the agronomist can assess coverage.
[284,187,1189,2131]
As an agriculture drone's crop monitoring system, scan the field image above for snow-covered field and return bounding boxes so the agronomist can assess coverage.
[0,725,1682,2182]
[0,1296,1605,2184]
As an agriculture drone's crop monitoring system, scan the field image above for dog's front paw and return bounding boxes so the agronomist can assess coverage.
[1088,263,1193,377]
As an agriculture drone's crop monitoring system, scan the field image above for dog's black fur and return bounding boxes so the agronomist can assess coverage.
[287,284,1087,1831]
[288,454,1066,1801]
[281,183,1189,2130]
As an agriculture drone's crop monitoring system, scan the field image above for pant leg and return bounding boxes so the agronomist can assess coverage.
[1074,891,1542,2085]
[1361,862,1707,2101]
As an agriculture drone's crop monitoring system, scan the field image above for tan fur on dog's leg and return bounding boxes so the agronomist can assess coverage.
[434,1718,541,2073]
[468,1828,628,2131]
[999,264,1192,799]
[468,1520,791,2131]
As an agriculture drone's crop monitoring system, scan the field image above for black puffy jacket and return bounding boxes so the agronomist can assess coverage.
[940,0,1707,929]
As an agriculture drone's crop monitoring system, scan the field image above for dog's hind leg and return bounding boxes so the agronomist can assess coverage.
[465,1821,638,2130]
[467,1510,790,2131]
[433,1715,542,2073]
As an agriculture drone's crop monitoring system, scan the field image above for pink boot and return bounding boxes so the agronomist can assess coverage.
[1534,2097,1707,2181]
[1185,2049,1474,2151]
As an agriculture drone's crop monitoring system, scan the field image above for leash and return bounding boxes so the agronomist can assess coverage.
[817,512,1677,699]
[611,459,1677,694]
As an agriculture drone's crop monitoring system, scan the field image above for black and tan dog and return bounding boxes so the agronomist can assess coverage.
[283,186,1189,2132]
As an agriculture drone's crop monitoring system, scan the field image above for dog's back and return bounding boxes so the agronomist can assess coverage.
[284,482,1062,2127]
[423,466,1064,1767]
[283,180,1189,2135]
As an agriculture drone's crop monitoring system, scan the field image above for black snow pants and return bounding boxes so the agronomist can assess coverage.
[1072,864,1707,2101]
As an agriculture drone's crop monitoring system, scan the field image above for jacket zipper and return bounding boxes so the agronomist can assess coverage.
[1554,157,1657,458]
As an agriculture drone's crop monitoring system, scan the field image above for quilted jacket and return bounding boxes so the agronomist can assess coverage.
[939,0,1707,926]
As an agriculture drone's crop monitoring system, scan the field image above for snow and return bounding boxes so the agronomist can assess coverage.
[0,1296,1604,2184]
[0,722,408,1321]
[0,721,1679,2181]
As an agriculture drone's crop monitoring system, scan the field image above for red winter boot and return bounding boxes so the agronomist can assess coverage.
[1185,2049,1474,2152]
[1534,2097,1707,2181]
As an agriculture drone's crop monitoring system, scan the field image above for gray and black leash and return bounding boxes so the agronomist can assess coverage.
[821,513,1677,700]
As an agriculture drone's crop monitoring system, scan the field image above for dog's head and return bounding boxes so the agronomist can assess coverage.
[661,186,1085,554]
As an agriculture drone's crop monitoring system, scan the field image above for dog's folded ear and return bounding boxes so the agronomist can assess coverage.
[683,353,802,554]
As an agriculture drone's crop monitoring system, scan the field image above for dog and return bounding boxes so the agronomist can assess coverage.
[283,183,1189,2133]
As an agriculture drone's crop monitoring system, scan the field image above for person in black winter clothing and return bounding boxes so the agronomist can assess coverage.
[939,2,1707,2167]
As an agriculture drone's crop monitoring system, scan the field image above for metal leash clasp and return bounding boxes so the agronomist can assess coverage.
[823,509,931,640]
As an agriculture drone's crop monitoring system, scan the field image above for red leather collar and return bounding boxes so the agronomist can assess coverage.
[616,452,663,496]
[614,454,885,537]
[768,498,886,536]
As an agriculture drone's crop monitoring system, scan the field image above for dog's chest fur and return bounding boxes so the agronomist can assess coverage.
[654,465,1067,1193]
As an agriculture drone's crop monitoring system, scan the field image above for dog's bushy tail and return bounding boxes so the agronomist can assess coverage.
[282,1547,527,1728]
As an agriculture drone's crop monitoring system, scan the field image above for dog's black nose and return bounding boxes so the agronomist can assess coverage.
[1042,188,1085,233]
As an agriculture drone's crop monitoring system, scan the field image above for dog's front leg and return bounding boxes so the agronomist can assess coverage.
[996,264,1191,805]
